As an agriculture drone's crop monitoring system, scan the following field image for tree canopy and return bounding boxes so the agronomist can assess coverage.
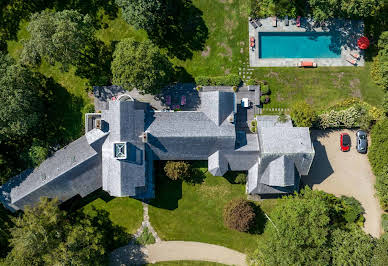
[111,38,173,94]
[21,10,95,69]
[371,31,388,90]
[0,53,44,140]
[290,101,317,127]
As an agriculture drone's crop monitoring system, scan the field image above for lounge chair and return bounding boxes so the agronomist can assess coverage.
[181,95,186,106]
[272,16,277,27]
[166,95,171,105]
[297,61,317,68]
[346,57,357,65]
[350,52,360,59]
[296,16,301,27]
[249,19,258,29]
[285,15,289,26]
[255,19,262,27]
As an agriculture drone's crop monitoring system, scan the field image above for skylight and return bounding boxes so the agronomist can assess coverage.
[113,142,127,159]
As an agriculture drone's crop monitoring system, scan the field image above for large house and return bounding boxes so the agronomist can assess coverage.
[0,90,314,211]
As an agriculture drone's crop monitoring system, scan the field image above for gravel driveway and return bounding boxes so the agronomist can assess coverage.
[302,129,383,237]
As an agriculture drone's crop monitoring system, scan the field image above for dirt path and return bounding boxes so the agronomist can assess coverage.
[109,241,247,266]
[302,129,383,237]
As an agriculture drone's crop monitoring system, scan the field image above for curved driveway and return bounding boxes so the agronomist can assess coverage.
[302,129,383,237]
[110,241,247,266]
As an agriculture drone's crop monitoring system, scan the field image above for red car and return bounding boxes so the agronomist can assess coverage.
[340,133,351,152]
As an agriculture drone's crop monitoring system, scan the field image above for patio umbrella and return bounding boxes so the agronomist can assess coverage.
[357,36,370,50]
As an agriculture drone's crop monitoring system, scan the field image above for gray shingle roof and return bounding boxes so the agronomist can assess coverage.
[199,91,235,126]
[259,155,295,187]
[208,151,228,176]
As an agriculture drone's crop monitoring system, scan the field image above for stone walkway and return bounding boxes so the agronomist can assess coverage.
[134,202,161,242]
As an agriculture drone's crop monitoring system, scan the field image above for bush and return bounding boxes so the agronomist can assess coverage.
[28,144,48,167]
[246,79,259,85]
[382,214,388,232]
[277,112,289,123]
[260,95,270,104]
[232,86,238,92]
[340,196,365,224]
[290,101,316,127]
[318,106,363,129]
[260,84,270,95]
[164,161,191,181]
[223,198,255,232]
[136,227,155,245]
[235,173,247,184]
[195,74,241,86]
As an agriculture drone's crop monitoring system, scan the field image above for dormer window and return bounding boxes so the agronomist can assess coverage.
[113,142,127,159]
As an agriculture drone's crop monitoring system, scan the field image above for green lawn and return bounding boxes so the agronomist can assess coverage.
[147,261,227,266]
[81,190,143,234]
[148,162,277,254]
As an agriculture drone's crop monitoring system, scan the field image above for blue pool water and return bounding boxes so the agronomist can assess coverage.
[259,32,341,58]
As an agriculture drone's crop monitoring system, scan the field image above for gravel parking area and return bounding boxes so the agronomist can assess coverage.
[302,129,383,237]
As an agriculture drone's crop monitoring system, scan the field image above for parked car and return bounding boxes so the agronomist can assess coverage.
[340,133,351,152]
[356,130,368,154]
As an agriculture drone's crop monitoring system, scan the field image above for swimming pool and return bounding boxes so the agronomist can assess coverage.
[259,32,341,58]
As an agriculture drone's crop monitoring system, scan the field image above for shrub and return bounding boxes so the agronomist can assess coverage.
[196,85,202,92]
[235,173,247,184]
[318,106,364,129]
[382,214,388,232]
[260,84,270,95]
[290,101,316,127]
[164,161,191,181]
[251,120,257,132]
[232,86,238,92]
[195,74,241,86]
[260,95,270,104]
[383,93,388,116]
[277,112,289,123]
[340,196,365,224]
[246,79,259,85]
[223,198,255,232]
[136,227,155,245]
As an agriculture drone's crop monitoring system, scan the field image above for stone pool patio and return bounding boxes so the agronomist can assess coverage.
[248,17,365,67]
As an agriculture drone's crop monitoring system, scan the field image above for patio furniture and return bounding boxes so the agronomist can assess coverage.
[346,57,357,65]
[166,95,171,105]
[250,36,255,42]
[250,42,255,48]
[350,52,360,59]
[249,18,258,29]
[111,96,116,101]
[296,16,301,27]
[357,36,370,50]
[181,95,186,105]
[272,16,277,27]
[285,15,289,26]
[241,98,249,108]
[297,61,317,68]
[255,19,262,27]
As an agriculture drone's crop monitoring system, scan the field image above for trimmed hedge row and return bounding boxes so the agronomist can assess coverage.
[195,74,241,86]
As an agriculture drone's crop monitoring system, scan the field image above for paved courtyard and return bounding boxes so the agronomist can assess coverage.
[249,17,365,67]
[302,129,383,237]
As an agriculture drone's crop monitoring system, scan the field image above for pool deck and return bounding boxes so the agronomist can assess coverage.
[249,17,365,67]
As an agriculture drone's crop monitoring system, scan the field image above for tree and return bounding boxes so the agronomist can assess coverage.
[223,198,256,232]
[164,161,191,181]
[21,10,95,70]
[0,205,13,258]
[290,101,317,127]
[371,31,388,90]
[4,197,108,266]
[0,53,43,140]
[331,225,375,266]
[251,188,331,265]
[27,140,48,167]
[111,38,173,94]
[372,234,388,266]
[116,0,163,33]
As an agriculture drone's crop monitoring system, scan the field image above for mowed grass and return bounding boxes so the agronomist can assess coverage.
[148,162,277,254]
[81,191,143,234]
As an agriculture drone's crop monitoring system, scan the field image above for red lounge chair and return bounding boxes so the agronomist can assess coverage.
[350,52,360,59]
[297,61,317,68]
[250,36,255,42]
[181,95,186,105]
[250,42,255,48]
[111,96,116,100]
[166,95,171,105]
[296,16,301,27]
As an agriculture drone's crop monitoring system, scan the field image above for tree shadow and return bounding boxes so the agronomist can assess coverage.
[186,167,206,184]
[147,0,209,60]
[249,203,266,235]
[148,161,182,210]
[109,243,147,266]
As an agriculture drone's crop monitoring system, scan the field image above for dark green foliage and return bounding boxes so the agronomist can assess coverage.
[0,53,44,140]
[27,140,49,167]
[382,213,388,232]
[246,79,259,85]
[372,234,388,265]
[223,199,256,232]
[195,74,241,86]
[0,206,13,258]
[4,197,126,265]
[277,112,289,123]
[260,84,270,95]
[260,95,270,104]
[382,92,388,116]
[368,119,388,210]
[235,173,247,184]
[371,31,388,90]
[112,38,174,94]
[290,101,317,127]
[164,161,191,181]
[251,0,301,18]
[21,10,95,69]
[331,225,375,266]
[340,196,365,224]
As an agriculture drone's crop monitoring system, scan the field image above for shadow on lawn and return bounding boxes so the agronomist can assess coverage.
[250,204,267,234]
[147,0,209,60]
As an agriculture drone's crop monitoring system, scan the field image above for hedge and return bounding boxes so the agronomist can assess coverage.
[223,198,256,232]
[195,74,241,86]
[368,119,388,210]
